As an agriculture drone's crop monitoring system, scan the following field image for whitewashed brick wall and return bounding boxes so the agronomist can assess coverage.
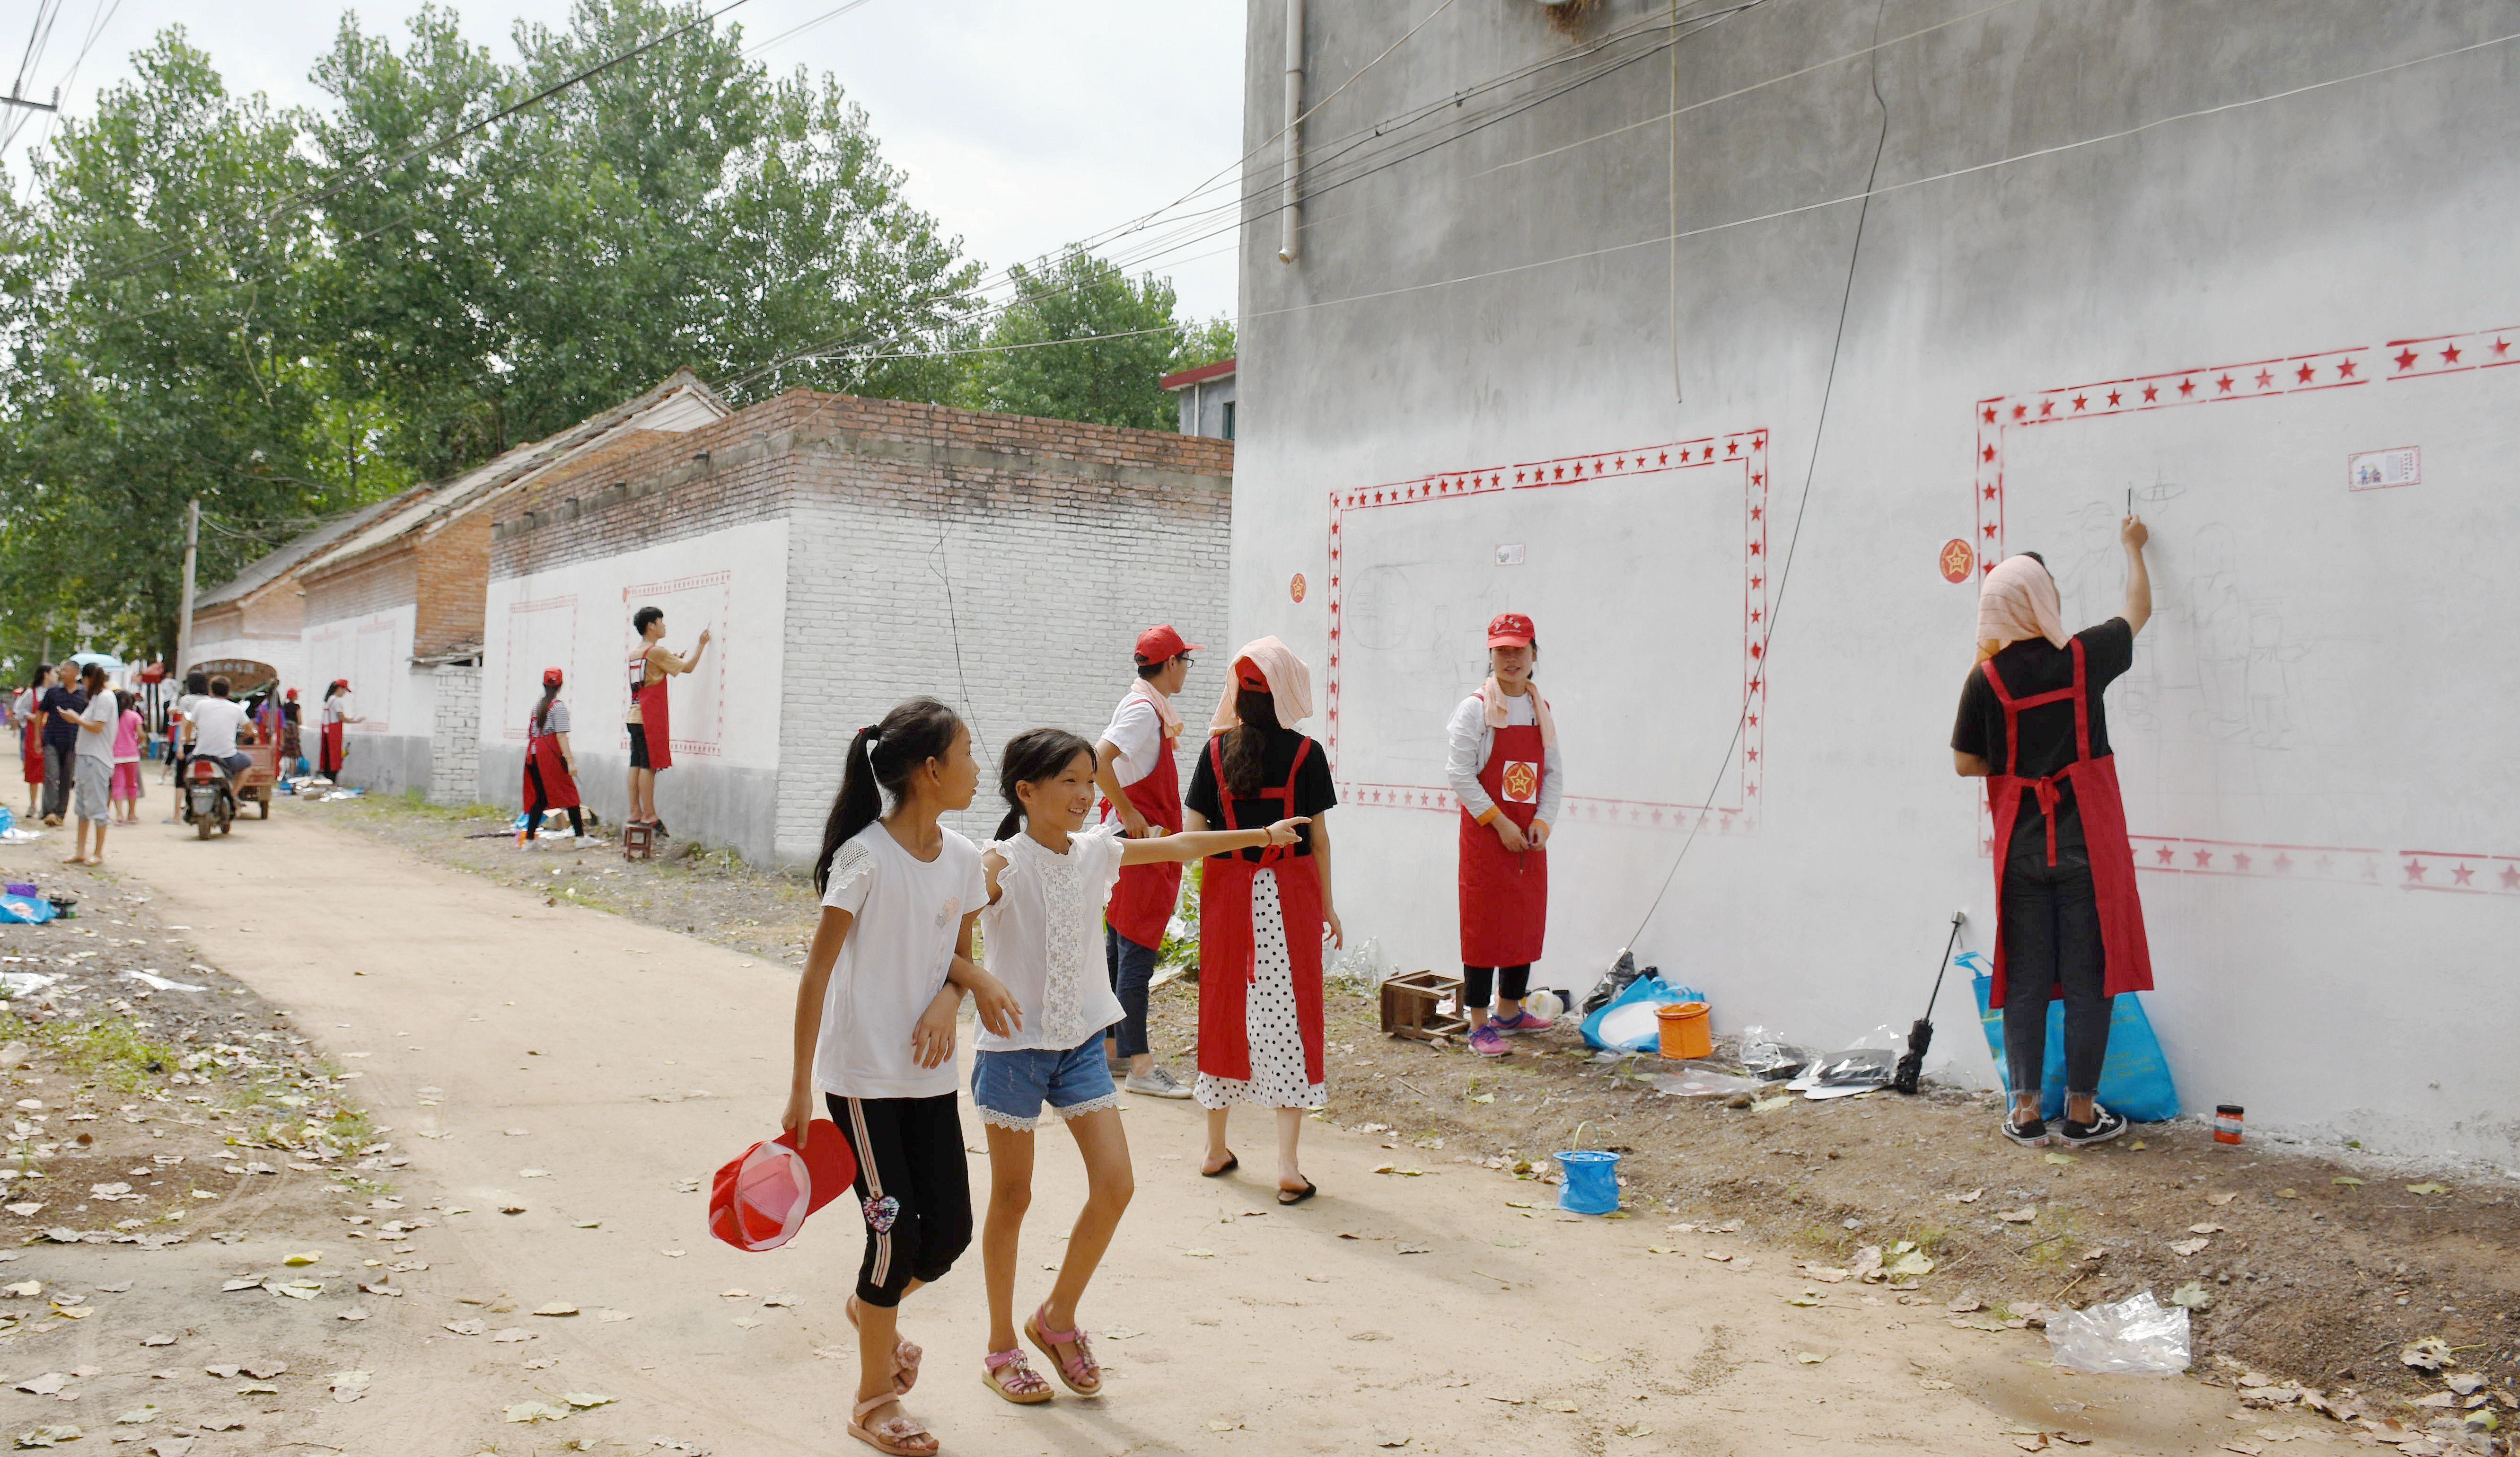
[429,662,482,806]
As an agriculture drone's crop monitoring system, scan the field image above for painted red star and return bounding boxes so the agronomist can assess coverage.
[1980,442,1998,463]
[2273,853,2292,873]
[2039,400,2055,417]
[2142,384,2160,402]
[2107,390,2123,406]
[2215,374,2235,392]
[2294,362,2316,383]
[2494,337,2512,357]
[2452,863,2475,885]
[2337,359,2357,378]
[2178,378,2196,396]
[2232,852,2253,872]
[2012,404,2028,420]
[2404,858,2427,882]
[2155,846,2176,865]
[1982,406,1998,424]
[2441,344,2462,364]
[2254,370,2273,388]
[2501,864,2520,890]
[2393,348,2418,370]
[2192,848,2213,867]
[2071,395,2088,411]
[1983,485,1997,500]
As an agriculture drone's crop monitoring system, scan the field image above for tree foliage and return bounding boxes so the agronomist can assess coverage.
[955,247,1236,432]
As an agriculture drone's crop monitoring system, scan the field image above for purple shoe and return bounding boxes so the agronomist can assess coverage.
[1490,1007,1555,1033]
[1468,1024,1510,1057]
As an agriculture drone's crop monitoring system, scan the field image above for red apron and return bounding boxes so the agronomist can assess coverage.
[1458,714,1549,966]
[522,706,580,811]
[631,652,673,771]
[319,714,346,775]
[1195,737,1326,1086]
[1981,637,2154,1005]
[1103,730,1186,949]
[19,716,42,786]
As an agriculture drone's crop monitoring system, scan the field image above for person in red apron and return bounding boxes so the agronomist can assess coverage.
[318,680,362,781]
[1447,612,1564,1057]
[16,665,50,820]
[1952,516,2153,1149]
[519,667,583,847]
[624,605,711,838]
[1092,623,1203,1098]
[1182,638,1340,1205]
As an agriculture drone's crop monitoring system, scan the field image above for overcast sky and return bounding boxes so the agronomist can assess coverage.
[2,0,1249,319]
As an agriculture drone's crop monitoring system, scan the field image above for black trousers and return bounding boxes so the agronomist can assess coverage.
[1462,963,1532,1008]
[522,763,581,839]
[1999,832,2112,1106]
[825,1092,972,1308]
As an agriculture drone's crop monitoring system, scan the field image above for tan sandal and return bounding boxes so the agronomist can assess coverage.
[1024,1302,1101,1396]
[847,1393,937,1455]
[845,1293,922,1393]
[982,1347,1054,1404]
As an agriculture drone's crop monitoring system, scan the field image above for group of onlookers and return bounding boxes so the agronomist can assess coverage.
[9,662,145,864]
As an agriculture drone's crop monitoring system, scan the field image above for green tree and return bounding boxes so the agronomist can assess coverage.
[957,247,1189,430]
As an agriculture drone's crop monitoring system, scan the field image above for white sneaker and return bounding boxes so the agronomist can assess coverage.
[1125,1066,1192,1099]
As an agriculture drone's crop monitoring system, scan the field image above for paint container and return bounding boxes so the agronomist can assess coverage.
[1554,1149,1624,1215]
[2213,1105,2245,1145]
[1655,1001,1713,1060]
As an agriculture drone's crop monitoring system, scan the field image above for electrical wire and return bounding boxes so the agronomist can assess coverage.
[1622,0,1893,952]
[741,0,880,57]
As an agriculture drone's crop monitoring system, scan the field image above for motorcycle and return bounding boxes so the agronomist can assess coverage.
[183,756,237,839]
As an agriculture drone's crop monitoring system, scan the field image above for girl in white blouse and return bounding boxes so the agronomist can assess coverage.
[972,728,1300,1405]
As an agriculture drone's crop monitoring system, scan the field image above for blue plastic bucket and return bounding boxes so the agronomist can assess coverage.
[1554,1149,1623,1215]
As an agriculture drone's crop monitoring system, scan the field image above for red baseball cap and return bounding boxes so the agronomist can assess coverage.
[708,1120,856,1253]
[541,666,564,689]
[1486,612,1537,647]
[1133,624,1203,664]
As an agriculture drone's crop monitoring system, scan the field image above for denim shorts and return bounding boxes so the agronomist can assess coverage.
[972,1035,1120,1130]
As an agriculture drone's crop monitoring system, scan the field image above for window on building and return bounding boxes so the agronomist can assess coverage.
[1222,400,1236,442]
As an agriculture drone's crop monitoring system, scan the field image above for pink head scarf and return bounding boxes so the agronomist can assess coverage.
[1209,636,1314,733]
[1975,555,2069,662]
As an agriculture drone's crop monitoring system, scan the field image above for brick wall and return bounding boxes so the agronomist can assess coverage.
[300,552,418,629]
[429,662,482,805]
[486,388,1233,863]
[414,512,492,657]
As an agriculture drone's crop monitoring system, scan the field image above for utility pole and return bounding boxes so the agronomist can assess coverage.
[175,499,200,678]
[0,87,59,114]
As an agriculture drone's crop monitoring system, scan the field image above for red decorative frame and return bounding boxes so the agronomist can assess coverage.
[1327,431,1769,832]
[501,594,578,741]
[1972,320,2520,893]
[621,571,732,760]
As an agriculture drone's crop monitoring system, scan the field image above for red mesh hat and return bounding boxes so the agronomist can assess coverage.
[708,1120,856,1253]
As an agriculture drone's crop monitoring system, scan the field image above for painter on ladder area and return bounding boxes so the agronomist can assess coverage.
[1182,638,1340,1205]
[1093,623,1201,1100]
[1951,515,2154,1150]
[624,604,710,839]
[519,667,583,847]
[1447,612,1563,1057]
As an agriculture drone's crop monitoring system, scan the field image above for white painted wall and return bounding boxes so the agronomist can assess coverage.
[300,605,436,794]
[186,631,304,698]
[1230,0,2520,1162]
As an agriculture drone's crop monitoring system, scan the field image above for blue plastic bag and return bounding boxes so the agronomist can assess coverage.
[0,894,55,925]
[1580,973,1705,1053]
[1965,951,2180,1122]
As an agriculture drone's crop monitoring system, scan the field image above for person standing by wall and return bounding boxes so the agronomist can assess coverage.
[1091,624,1202,1099]
[318,680,363,782]
[1446,613,1564,1057]
[14,665,48,821]
[61,664,116,865]
[1952,517,2154,1149]
[110,690,142,825]
[280,689,305,777]
[37,666,88,827]
[519,667,583,847]
[624,605,710,837]
[1181,639,1341,1205]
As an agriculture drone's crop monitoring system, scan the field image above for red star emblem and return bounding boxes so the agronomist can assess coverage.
[2215,374,2234,392]
[1515,471,1526,482]
[2155,846,2176,865]
[2393,348,2418,370]
[1750,505,1763,520]
[1553,466,1564,479]
[1727,441,1739,456]
[1983,485,1997,501]
[2273,853,2292,873]
[1658,452,1668,463]
[1749,642,1763,659]
[1745,750,1757,763]
[2232,852,2252,872]
[2192,848,2213,867]
[2294,362,2315,383]
[1749,576,1762,589]
[2254,370,2272,388]
[2106,390,2122,406]
[2039,400,2055,417]
[1746,714,1758,727]
[1981,443,1997,462]
[2011,404,2028,421]
[2142,384,2159,402]
[2494,338,2511,357]
[1752,473,1765,487]
[1749,608,1762,622]
[2178,378,2196,396]
[2404,858,2427,882]
[1748,540,1762,555]
[1982,406,1997,424]
[2338,359,2358,378]
[2452,863,2475,885]
[2441,344,2462,364]
[2071,395,2088,411]
[1982,522,1997,538]
[2501,865,2520,890]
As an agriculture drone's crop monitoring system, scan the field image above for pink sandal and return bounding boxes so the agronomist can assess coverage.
[847,1393,936,1455]
[982,1347,1054,1404]
[845,1294,922,1394]
[1023,1302,1102,1396]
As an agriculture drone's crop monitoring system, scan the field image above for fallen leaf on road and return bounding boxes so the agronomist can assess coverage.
[327,1371,369,1404]
[490,1329,533,1343]
[218,1279,261,1293]
[503,1402,571,1423]
[3,1204,39,1218]
[2043,1152,2076,1166]
[533,1303,579,1316]
[1795,1351,1829,1364]
[12,1425,82,1448]
[1919,1378,1956,1391]
[659,1250,685,1258]
[520,1169,551,1179]
[195,1419,243,1431]
[2188,1223,2227,1235]
[561,1393,614,1409]
[731,1316,762,1330]
[597,1309,634,1323]
[499,1205,527,1215]
[281,1252,321,1267]
[2169,1238,2211,1256]
[505,1129,529,1137]
[2206,1192,2238,1206]
[571,1220,599,1229]
[1785,1290,1822,1307]
[2333,1176,2364,1187]
[1572,1350,1605,1363]
[1996,1208,2036,1223]
[1948,1296,1984,1313]
[2406,1183,2450,1196]
[1702,1250,1732,1263]
[1887,1252,1934,1277]
[335,1308,369,1322]
[1396,1244,1431,1255]
[762,1294,798,1308]
[12,1376,66,1396]
[1184,1250,1213,1258]
[1543,1400,1578,1413]
[719,1289,751,1299]
[148,1437,194,1456]
[140,1334,176,1347]
[1800,1264,1849,1283]
[235,1385,278,1396]
[443,1319,487,1336]
[1953,1189,1984,1203]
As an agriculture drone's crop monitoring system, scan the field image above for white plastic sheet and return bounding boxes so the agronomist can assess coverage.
[2046,1290,2192,1376]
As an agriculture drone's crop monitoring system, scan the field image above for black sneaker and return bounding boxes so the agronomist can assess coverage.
[2002,1115,2050,1148]
[2059,1104,2129,1147]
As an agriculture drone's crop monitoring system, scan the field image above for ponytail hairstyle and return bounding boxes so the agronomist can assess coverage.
[532,667,563,734]
[79,663,107,695]
[814,697,964,892]
[992,728,1097,842]
[27,663,49,690]
[1222,684,1278,799]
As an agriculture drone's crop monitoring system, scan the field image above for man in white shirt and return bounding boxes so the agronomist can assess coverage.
[188,678,252,777]
[1093,624,1201,1099]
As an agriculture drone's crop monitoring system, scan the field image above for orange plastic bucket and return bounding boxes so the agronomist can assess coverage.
[1655,1001,1712,1060]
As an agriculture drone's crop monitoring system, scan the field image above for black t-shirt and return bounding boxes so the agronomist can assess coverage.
[1184,727,1339,861]
[1951,618,2134,859]
[38,687,87,750]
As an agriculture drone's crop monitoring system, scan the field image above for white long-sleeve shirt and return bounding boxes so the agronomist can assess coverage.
[1444,692,1565,824]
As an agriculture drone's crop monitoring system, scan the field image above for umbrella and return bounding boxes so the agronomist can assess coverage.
[65,652,126,673]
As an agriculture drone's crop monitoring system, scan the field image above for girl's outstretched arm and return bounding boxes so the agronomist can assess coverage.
[785,905,855,1146]
[943,908,1019,1036]
[1117,818,1307,865]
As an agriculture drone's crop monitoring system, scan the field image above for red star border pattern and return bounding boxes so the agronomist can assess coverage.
[1328,432,1769,833]
[1970,321,2520,894]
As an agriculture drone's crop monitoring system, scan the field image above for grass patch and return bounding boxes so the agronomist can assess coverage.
[0,1009,184,1094]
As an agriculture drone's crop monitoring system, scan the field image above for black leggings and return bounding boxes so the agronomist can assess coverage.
[2000,840,2112,1106]
[825,1092,972,1308]
[1462,963,1532,1009]
[522,763,582,840]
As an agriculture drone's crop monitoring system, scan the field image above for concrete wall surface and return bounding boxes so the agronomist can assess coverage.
[302,604,435,798]
[1232,0,2520,1162]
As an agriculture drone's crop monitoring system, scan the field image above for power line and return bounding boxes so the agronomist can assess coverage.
[742,0,880,57]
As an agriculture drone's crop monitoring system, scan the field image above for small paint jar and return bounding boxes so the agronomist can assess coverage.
[2213,1105,2245,1145]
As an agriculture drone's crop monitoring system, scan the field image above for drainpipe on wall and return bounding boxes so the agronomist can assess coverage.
[1278,0,1304,264]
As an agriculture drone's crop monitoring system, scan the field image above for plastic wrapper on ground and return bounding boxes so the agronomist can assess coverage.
[2045,1290,2191,1376]
[1642,1063,1768,1099]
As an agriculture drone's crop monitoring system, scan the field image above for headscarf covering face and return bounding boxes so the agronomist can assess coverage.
[1208,636,1314,733]
[1975,554,2070,662]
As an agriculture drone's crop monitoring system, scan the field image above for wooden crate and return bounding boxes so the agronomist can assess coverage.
[1379,968,1468,1043]
[622,822,655,862]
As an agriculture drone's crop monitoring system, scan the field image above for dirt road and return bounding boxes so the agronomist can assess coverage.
[83,811,2266,1455]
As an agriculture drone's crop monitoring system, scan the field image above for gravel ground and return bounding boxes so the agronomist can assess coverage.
[323,794,2520,1438]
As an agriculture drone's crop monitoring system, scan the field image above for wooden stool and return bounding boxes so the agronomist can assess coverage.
[622,822,654,862]
[1379,968,1468,1044]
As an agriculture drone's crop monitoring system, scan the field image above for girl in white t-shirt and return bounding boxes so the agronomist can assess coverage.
[784,696,1020,1457]
[970,728,1301,1405]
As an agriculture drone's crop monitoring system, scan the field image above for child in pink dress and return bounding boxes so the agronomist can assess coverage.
[110,693,142,824]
